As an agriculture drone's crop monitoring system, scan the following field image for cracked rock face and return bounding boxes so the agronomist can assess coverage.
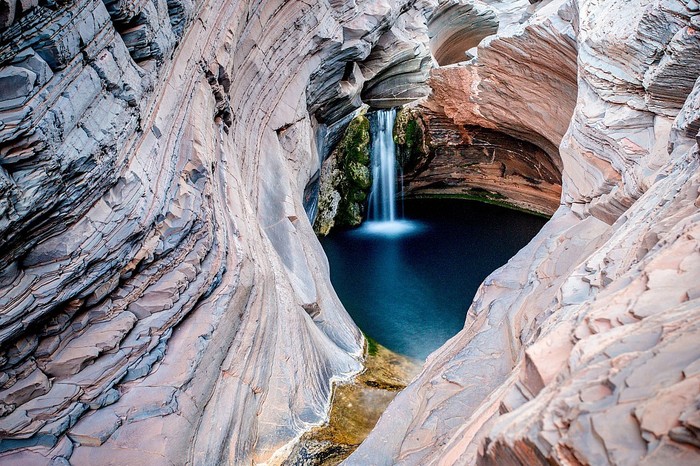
[0,0,433,464]
[347,0,700,464]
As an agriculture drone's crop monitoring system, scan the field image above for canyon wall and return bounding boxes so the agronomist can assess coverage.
[0,0,431,464]
[348,0,700,464]
[2,0,699,464]
[393,0,574,216]
[395,107,562,215]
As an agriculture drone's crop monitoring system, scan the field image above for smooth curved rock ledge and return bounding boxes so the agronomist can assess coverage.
[0,0,434,464]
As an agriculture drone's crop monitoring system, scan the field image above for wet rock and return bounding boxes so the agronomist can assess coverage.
[314,112,372,235]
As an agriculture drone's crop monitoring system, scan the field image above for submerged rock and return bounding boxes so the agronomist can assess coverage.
[284,339,420,466]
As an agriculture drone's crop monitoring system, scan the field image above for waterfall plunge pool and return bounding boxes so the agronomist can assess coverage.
[321,198,547,360]
[319,108,548,360]
[295,109,550,463]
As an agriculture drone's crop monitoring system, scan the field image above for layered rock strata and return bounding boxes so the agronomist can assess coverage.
[427,0,498,65]
[2,0,700,464]
[391,0,575,216]
[424,0,578,161]
[0,0,433,464]
[347,0,700,464]
[395,107,562,215]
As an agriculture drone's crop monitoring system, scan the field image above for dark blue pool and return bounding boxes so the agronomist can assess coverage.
[320,199,547,360]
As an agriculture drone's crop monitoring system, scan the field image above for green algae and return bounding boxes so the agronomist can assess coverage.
[393,107,428,172]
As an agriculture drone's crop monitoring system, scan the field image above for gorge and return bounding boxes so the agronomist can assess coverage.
[0,0,699,466]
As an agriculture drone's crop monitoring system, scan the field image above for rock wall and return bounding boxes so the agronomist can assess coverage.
[0,0,432,464]
[427,0,498,65]
[392,0,575,216]
[313,112,372,235]
[395,107,562,215]
[347,0,700,464]
[3,0,699,464]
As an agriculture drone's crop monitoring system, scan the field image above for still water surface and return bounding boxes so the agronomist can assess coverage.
[321,199,547,360]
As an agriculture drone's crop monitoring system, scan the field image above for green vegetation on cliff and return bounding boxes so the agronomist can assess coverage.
[314,113,372,235]
[393,107,428,172]
[337,115,371,227]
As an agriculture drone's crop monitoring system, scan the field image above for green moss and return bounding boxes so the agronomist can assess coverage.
[363,332,379,356]
[393,107,427,172]
[337,200,362,226]
[347,161,371,189]
[343,116,371,165]
[404,119,419,149]
[333,113,372,228]
[349,189,366,203]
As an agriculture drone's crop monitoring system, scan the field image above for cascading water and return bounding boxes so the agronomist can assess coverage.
[361,109,419,237]
[368,109,398,222]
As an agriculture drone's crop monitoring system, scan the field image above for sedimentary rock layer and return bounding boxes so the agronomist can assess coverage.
[424,0,578,161]
[427,0,498,65]
[0,0,432,464]
[3,0,699,464]
[399,0,575,216]
[398,107,562,215]
[347,0,700,464]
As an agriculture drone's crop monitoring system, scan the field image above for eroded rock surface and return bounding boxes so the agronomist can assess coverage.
[347,0,700,464]
[395,106,562,215]
[0,0,432,464]
[396,0,575,216]
[2,0,699,464]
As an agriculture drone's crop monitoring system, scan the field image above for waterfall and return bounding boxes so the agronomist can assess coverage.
[357,108,420,237]
[368,109,398,223]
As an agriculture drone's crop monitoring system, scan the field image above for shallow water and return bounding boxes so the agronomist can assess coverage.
[321,199,547,360]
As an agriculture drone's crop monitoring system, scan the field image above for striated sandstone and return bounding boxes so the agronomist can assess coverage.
[397,0,577,217]
[0,0,435,464]
[347,0,700,465]
[427,0,498,65]
[424,0,578,160]
[396,106,562,215]
[2,0,699,464]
